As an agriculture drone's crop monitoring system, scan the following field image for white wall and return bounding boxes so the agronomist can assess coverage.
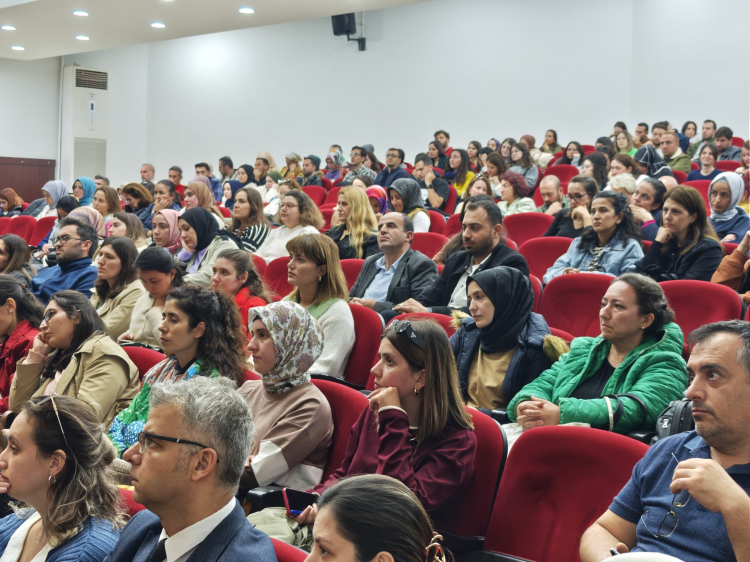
[13,0,750,185]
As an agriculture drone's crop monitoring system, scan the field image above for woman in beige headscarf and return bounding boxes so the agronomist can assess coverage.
[256,151,279,172]
[68,206,108,262]
[180,181,226,229]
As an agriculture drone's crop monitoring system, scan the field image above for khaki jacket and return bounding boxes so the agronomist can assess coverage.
[10,333,140,427]
[90,280,146,340]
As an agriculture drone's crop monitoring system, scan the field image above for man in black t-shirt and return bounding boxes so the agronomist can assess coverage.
[411,153,451,213]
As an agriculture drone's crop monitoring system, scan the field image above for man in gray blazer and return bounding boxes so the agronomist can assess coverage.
[349,212,439,321]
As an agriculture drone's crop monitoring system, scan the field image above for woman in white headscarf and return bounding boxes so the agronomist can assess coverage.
[707,172,749,243]
[22,180,69,218]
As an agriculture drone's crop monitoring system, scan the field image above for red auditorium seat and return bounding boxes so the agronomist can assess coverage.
[684,180,710,207]
[444,213,462,237]
[122,346,166,381]
[251,253,267,277]
[660,280,742,339]
[412,232,449,259]
[463,426,647,562]
[505,238,517,251]
[642,240,652,252]
[543,164,579,185]
[264,256,293,297]
[550,327,575,344]
[581,144,596,155]
[538,273,613,337]
[320,187,341,209]
[310,379,369,480]
[272,539,307,562]
[217,206,232,218]
[28,216,57,247]
[7,216,37,242]
[119,488,145,518]
[533,167,542,190]
[444,186,458,214]
[671,170,687,184]
[503,213,554,247]
[0,218,11,235]
[518,237,573,280]
[332,178,345,188]
[340,259,365,290]
[550,151,563,164]
[731,137,745,147]
[722,242,738,255]
[428,210,446,233]
[321,208,335,231]
[533,188,544,207]
[529,275,542,313]
[342,304,382,387]
[716,160,741,172]
[302,185,327,207]
[321,178,332,190]
[691,162,699,171]
[388,312,457,338]
[21,202,29,211]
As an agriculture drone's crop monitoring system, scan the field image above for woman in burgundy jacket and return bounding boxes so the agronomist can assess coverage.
[0,275,43,413]
[298,318,477,529]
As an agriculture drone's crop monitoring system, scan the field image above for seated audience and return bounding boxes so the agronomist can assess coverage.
[610,154,645,183]
[0,188,24,217]
[122,182,153,225]
[301,155,324,188]
[10,290,139,426]
[221,179,242,210]
[455,175,492,215]
[630,178,667,242]
[194,162,223,201]
[581,152,610,189]
[555,141,584,167]
[262,171,282,214]
[90,237,145,340]
[452,267,565,413]
[434,195,495,266]
[544,192,643,282]
[444,148,475,197]
[428,140,449,170]
[536,175,570,216]
[177,208,241,287]
[498,171,537,215]
[687,143,722,181]
[660,131,691,173]
[340,146,376,185]
[255,190,324,262]
[712,229,750,303]
[31,217,99,305]
[326,187,379,259]
[467,140,482,172]
[211,249,271,327]
[366,186,388,221]
[634,144,674,180]
[580,320,750,562]
[508,143,539,190]
[72,177,95,206]
[351,176,373,191]
[0,276,41,413]
[0,396,124,561]
[237,163,255,186]
[388,178,431,234]
[707,172,749,243]
[633,122,650,148]
[108,212,149,252]
[22,180,68,219]
[396,198,529,316]
[119,247,184,348]
[375,148,409,187]
[508,273,687,433]
[239,301,333,492]
[543,175,599,238]
[520,134,550,168]
[485,152,507,196]
[323,151,344,182]
[109,286,247,456]
[500,138,516,166]
[616,131,637,156]
[737,140,750,176]
[230,187,271,252]
[541,129,564,154]
[32,196,80,260]
[285,234,355,379]
[609,174,637,203]
[715,126,743,161]
[350,212,439,316]
[92,185,123,231]
[0,234,36,285]
[143,179,181,233]
[109,378,275,562]
[288,319,476,530]
[69,206,106,243]
[181,181,225,229]
[280,152,304,179]
[411,153,451,212]
[150,209,182,254]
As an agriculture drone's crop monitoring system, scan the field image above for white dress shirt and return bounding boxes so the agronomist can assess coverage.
[157,498,235,562]
[447,254,490,309]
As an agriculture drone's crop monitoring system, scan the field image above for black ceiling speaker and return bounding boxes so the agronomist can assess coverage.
[332,13,356,36]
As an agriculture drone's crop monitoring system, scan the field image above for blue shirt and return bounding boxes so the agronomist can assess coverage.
[610,430,750,562]
[363,253,404,302]
[31,257,98,305]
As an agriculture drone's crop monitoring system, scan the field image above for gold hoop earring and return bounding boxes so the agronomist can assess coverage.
[414,386,420,395]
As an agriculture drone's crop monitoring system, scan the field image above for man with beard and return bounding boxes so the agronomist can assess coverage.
[580,320,750,562]
[393,198,529,316]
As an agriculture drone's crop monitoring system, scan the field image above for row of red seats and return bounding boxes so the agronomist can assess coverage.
[0,215,56,247]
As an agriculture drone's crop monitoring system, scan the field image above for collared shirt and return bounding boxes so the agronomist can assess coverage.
[158,498,236,562]
[343,164,376,184]
[447,254,490,309]
[363,253,405,302]
[220,170,238,184]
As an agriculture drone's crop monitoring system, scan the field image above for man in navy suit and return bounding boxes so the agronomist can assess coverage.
[104,377,277,562]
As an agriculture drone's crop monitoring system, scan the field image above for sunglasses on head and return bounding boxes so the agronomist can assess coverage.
[392,320,424,348]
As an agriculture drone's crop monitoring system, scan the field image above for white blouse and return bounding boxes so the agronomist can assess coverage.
[0,512,53,562]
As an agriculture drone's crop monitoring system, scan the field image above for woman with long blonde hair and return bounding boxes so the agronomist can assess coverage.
[325,186,379,260]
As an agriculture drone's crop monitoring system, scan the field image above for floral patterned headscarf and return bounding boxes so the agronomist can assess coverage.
[250,301,324,394]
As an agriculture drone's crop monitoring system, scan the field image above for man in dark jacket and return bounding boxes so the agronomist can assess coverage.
[375,148,409,187]
[394,198,529,316]
[411,153,451,213]
[301,155,324,187]
[350,212,438,320]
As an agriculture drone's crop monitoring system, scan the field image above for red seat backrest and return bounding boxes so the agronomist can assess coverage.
[343,303,382,387]
[683,180,710,207]
[264,256,293,297]
[340,259,365,291]
[122,346,167,381]
[581,144,596,155]
[503,213,555,247]
[7,216,37,242]
[659,280,742,338]
[482,426,647,562]
[443,213,462,238]
[28,216,57,248]
[549,327,574,344]
[311,379,369,481]
[427,210,445,234]
[251,254,267,277]
[671,170,687,183]
[505,238,517,250]
[529,275,542,313]
[731,137,745,148]
[218,206,232,218]
[716,160,741,171]
[0,217,11,235]
[387,312,456,338]
[411,232,449,259]
[550,151,563,163]
[722,242,738,255]
[518,237,573,280]
[119,488,146,518]
[321,178,333,191]
[642,239,652,252]
[302,185,327,207]
[543,164,579,184]
[320,208,335,231]
[320,187,341,209]
[444,186,458,214]
[691,161,699,171]
[272,538,307,562]
[538,273,613,337]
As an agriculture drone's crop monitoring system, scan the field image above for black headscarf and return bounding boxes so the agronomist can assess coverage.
[238,164,255,186]
[467,266,533,354]
[179,207,220,252]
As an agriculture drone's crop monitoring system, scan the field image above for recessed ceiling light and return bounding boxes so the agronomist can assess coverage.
[76,35,89,40]
[238,7,254,14]
[11,45,24,50]
[150,22,165,28]
[73,10,88,16]
[1,25,16,31]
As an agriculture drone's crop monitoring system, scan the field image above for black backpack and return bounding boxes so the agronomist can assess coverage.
[650,398,695,445]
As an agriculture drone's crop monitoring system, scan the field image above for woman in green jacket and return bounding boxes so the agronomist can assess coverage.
[508,273,687,434]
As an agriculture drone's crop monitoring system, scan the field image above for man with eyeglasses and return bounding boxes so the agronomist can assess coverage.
[106,377,275,562]
[374,148,409,188]
[340,146,376,185]
[580,320,750,562]
[30,217,98,305]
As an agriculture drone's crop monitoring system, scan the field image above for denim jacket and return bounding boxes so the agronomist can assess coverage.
[543,234,644,283]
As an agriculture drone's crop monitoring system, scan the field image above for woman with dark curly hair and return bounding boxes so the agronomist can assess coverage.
[508,143,539,190]
[555,141,584,167]
[581,152,610,189]
[497,171,536,216]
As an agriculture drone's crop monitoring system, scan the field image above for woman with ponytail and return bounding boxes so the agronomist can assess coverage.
[210,249,272,327]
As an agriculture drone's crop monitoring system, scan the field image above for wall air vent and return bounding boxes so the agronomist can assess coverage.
[75,69,108,90]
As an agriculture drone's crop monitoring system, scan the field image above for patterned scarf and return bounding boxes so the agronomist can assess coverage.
[250,301,323,394]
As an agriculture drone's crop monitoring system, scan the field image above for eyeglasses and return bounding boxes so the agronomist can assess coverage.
[136,431,219,463]
[350,152,363,158]
[393,320,424,348]
[386,153,400,159]
[566,193,587,202]
[280,203,298,209]
[42,308,65,324]
[37,394,69,450]
[55,235,84,246]
[640,453,691,538]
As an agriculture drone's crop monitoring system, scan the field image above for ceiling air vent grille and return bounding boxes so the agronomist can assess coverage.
[75,69,108,90]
